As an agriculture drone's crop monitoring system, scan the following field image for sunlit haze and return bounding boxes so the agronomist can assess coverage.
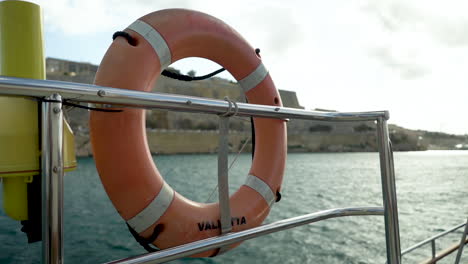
[27,0,468,135]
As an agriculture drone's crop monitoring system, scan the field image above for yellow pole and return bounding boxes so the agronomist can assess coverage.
[0,0,45,220]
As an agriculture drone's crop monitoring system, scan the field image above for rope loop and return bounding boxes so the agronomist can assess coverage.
[219,96,238,117]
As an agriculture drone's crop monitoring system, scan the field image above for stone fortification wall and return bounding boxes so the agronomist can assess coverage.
[147,130,252,154]
[46,58,385,156]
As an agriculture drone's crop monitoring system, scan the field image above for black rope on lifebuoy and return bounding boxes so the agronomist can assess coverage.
[162,67,226,81]
[111,32,264,82]
[275,191,282,203]
[126,223,164,253]
[63,101,123,112]
[112,31,226,81]
[113,31,136,46]
[37,98,123,113]
[249,48,260,160]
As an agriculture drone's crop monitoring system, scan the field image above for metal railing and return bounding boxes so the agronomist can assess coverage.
[0,76,401,264]
[108,207,384,264]
[399,219,468,264]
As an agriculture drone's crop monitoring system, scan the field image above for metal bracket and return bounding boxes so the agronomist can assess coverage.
[217,116,233,254]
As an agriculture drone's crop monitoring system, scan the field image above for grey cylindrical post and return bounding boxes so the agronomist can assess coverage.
[377,117,401,264]
[431,240,436,259]
[218,116,232,234]
[41,94,64,264]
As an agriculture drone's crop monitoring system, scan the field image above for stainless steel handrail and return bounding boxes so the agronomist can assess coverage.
[0,76,388,122]
[0,76,401,264]
[107,207,384,264]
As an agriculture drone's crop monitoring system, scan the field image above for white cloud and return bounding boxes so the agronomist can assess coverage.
[34,0,192,35]
[358,0,468,134]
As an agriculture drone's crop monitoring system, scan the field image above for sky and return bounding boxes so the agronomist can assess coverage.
[24,0,468,135]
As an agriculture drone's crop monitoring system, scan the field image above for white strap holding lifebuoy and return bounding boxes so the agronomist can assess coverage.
[126,182,175,233]
[127,20,172,70]
[238,63,268,93]
[244,174,276,207]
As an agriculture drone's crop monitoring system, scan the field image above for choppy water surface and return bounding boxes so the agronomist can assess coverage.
[0,151,467,263]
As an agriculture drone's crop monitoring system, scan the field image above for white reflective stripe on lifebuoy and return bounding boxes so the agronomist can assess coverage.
[238,63,268,93]
[127,20,172,69]
[126,181,175,233]
[244,174,275,207]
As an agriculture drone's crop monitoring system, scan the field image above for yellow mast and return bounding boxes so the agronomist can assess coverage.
[0,1,76,221]
[0,0,45,221]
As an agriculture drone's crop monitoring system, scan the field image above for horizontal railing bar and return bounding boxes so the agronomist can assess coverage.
[0,76,388,122]
[106,207,384,264]
[401,222,466,256]
[419,238,468,264]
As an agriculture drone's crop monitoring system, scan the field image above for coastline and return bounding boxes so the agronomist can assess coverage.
[45,58,468,157]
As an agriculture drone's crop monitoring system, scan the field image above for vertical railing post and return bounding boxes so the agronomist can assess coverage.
[376,115,401,264]
[454,218,468,264]
[41,94,64,264]
[431,240,436,260]
[217,116,232,254]
[218,116,232,233]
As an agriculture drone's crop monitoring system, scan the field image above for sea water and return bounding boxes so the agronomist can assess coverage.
[0,151,467,263]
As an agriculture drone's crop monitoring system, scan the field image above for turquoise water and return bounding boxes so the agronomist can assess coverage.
[0,151,467,263]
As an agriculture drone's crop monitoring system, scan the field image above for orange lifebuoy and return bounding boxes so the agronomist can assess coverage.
[90,9,286,257]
